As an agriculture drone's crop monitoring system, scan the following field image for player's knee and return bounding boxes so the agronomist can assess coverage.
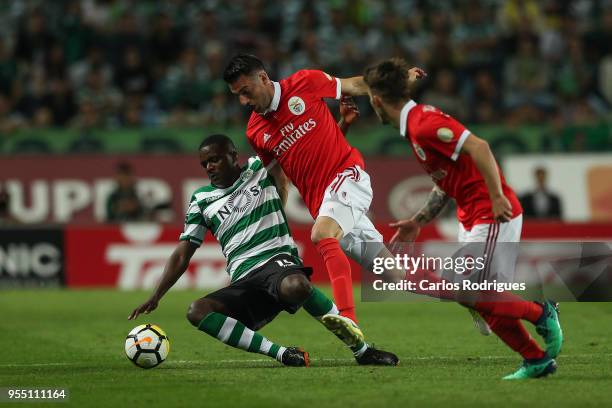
[279,274,312,305]
[186,298,219,327]
[311,222,343,244]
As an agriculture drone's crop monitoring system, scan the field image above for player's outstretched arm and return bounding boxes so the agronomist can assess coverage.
[460,134,513,222]
[389,185,449,243]
[339,67,426,96]
[338,96,359,135]
[268,164,289,207]
[339,76,369,96]
[128,240,197,320]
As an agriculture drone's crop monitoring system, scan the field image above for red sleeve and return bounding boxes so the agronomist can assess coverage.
[415,108,471,161]
[298,69,341,100]
[247,128,275,167]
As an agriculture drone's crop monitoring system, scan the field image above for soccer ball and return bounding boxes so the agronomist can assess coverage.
[124,324,170,368]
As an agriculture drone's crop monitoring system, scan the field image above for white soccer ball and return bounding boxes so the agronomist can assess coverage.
[125,324,170,368]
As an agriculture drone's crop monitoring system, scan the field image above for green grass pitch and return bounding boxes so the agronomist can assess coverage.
[2,289,611,407]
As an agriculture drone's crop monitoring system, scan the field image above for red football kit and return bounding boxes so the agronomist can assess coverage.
[398,100,546,362]
[399,100,522,230]
[244,69,368,322]
[246,69,364,218]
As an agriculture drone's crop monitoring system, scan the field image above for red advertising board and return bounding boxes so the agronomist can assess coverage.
[0,154,427,225]
[64,224,357,288]
[63,222,612,289]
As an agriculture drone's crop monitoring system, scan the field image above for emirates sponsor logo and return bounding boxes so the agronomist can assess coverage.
[273,118,317,156]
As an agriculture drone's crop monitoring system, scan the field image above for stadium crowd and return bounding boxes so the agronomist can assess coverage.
[0,0,610,134]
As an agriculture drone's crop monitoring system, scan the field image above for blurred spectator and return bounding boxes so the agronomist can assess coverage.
[59,1,93,64]
[498,0,544,35]
[0,1,607,135]
[15,66,49,121]
[452,1,500,73]
[503,36,554,122]
[421,69,468,121]
[120,95,144,128]
[584,7,612,63]
[0,38,18,98]
[470,70,503,123]
[319,6,362,74]
[186,9,225,55]
[520,167,563,219]
[46,77,77,126]
[600,54,612,107]
[0,183,18,224]
[114,46,152,97]
[69,46,113,90]
[14,9,55,66]
[280,31,323,77]
[77,67,122,127]
[70,99,103,131]
[201,84,241,126]
[109,12,146,69]
[44,43,68,80]
[423,14,457,74]
[232,1,278,52]
[158,47,207,110]
[0,93,25,134]
[149,12,184,72]
[361,10,403,61]
[106,162,144,222]
[554,35,594,102]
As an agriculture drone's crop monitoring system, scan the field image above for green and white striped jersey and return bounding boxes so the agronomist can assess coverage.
[179,156,300,282]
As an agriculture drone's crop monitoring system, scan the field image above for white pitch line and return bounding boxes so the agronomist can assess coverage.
[2,354,611,368]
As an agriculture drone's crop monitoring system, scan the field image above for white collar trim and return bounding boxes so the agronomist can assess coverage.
[399,100,417,137]
[262,81,281,115]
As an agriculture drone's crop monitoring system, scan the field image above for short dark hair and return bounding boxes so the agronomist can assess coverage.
[223,54,266,84]
[199,134,236,151]
[363,58,413,105]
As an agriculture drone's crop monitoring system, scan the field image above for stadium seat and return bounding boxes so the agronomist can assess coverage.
[12,138,52,154]
[69,137,104,153]
[140,137,181,153]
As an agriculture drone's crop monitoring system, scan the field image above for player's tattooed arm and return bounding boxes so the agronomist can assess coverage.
[338,96,359,135]
[413,185,450,226]
[268,164,289,207]
[389,185,448,243]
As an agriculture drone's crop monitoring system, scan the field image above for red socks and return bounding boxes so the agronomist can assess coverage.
[315,238,356,322]
[482,314,545,360]
[473,296,543,324]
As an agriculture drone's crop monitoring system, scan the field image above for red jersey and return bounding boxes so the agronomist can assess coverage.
[400,100,522,230]
[246,70,364,218]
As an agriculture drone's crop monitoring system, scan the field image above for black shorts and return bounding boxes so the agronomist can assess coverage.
[204,254,312,331]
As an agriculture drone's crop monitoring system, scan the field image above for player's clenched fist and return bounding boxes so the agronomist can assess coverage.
[408,67,427,82]
[491,195,513,223]
[339,96,360,125]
